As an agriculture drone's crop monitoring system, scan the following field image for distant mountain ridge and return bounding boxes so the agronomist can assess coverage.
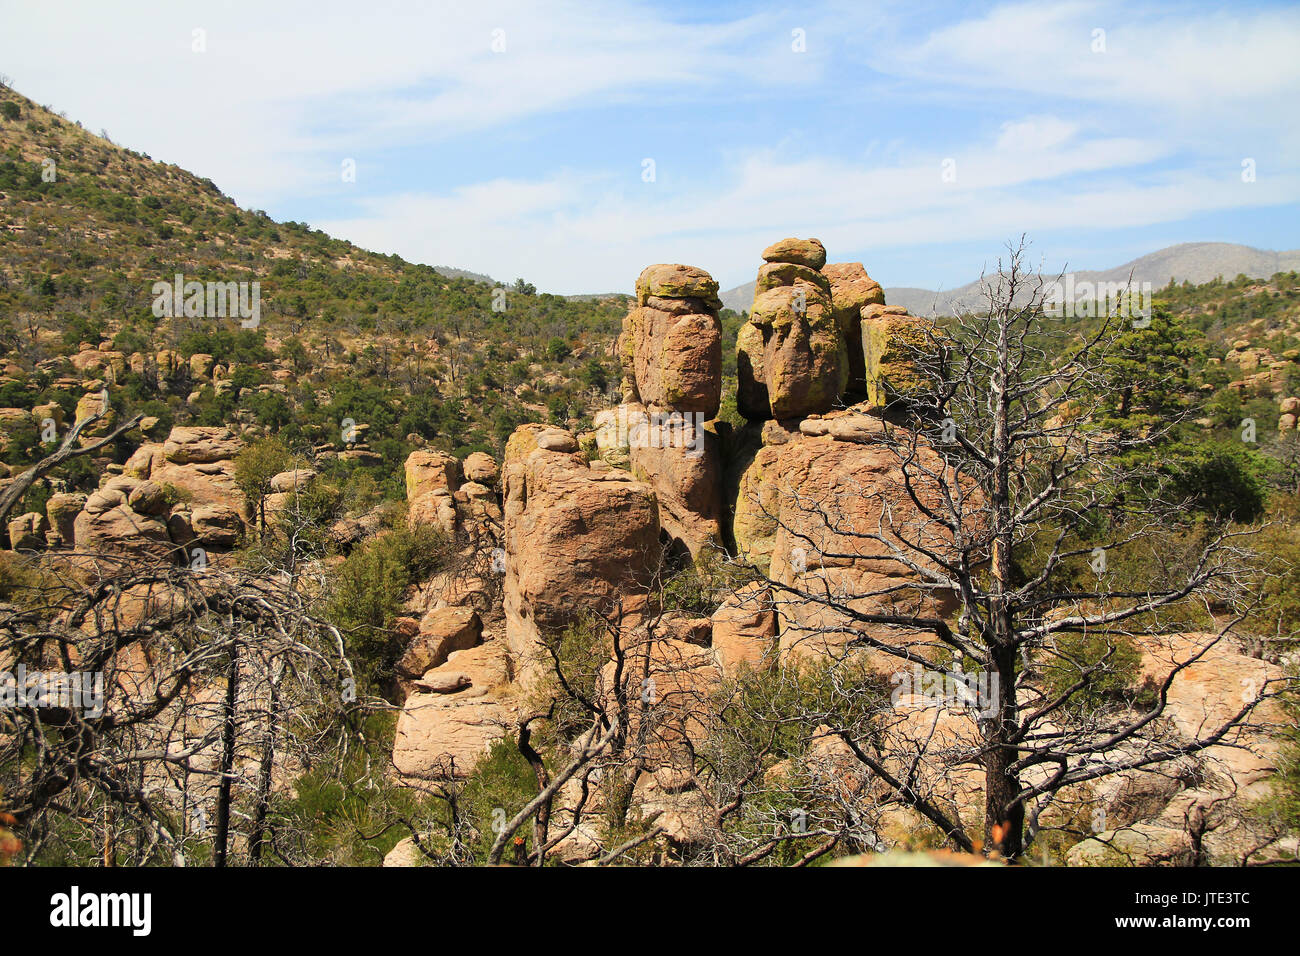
[718,243,1300,315]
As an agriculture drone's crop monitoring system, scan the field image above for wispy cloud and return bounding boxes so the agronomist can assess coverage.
[2,0,1296,291]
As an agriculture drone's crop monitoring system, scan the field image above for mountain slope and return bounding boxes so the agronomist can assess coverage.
[0,84,625,470]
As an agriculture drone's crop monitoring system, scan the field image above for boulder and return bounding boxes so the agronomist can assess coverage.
[405,450,460,500]
[634,264,721,310]
[393,641,517,779]
[823,263,886,393]
[396,608,484,679]
[190,504,243,547]
[127,480,168,516]
[45,492,86,547]
[269,468,316,494]
[861,304,934,407]
[7,512,48,550]
[73,506,175,561]
[761,237,827,270]
[73,391,115,444]
[462,452,499,486]
[1066,824,1194,867]
[733,410,959,668]
[502,427,661,687]
[609,403,723,557]
[597,634,723,765]
[163,426,242,465]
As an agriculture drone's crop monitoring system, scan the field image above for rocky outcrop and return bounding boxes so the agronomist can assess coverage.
[502,426,661,688]
[392,640,517,780]
[405,449,461,534]
[612,264,724,556]
[45,492,86,547]
[619,264,722,417]
[594,402,723,559]
[737,238,846,420]
[47,426,248,562]
[732,405,959,669]
[822,262,885,393]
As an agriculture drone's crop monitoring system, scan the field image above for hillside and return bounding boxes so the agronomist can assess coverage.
[0,84,627,486]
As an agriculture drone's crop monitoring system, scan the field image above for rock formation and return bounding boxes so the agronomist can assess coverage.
[614,264,725,556]
[737,239,930,418]
[502,424,662,689]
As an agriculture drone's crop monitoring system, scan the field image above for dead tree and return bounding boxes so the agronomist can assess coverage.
[743,238,1294,860]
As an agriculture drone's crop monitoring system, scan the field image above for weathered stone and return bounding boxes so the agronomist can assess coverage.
[634,264,721,310]
[163,426,242,465]
[396,608,483,678]
[823,263,886,392]
[190,504,243,546]
[404,450,460,500]
[127,480,168,516]
[462,452,498,486]
[503,428,661,688]
[619,304,721,417]
[711,583,779,678]
[7,512,48,550]
[393,641,517,779]
[738,283,844,419]
[861,304,934,407]
[269,468,316,493]
[761,237,827,270]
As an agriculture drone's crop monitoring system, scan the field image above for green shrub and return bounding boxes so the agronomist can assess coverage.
[325,522,453,692]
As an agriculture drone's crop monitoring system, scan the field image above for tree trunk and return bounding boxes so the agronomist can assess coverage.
[983,640,1024,860]
[213,641,239,867]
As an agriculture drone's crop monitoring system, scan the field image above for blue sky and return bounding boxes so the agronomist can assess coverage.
[2,0,1298,293]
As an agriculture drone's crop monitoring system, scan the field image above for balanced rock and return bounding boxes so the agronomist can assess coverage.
[634,264,722,310]
[393,640,517,780]
[762,237,827,271]
[396,607,483,679]
[462,452,498,486]
[620,264,722,417]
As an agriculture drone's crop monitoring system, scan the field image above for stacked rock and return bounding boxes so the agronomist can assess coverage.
[619,264,722,416]
[607,265,725,558]
[736,238,845,420]
[738,239,932,417]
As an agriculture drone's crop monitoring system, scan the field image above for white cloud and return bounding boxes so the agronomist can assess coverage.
[881,1,1300,112]
[0,1,792,205]
[321,117,1297,293]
